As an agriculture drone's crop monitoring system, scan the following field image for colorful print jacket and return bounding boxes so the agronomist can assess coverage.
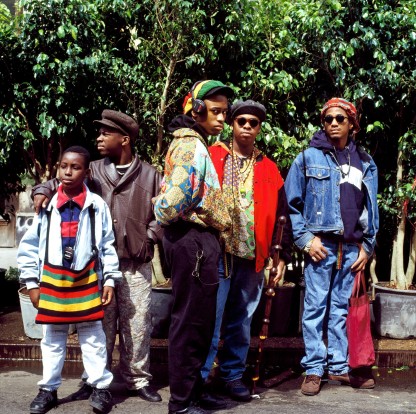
[154,127,231,232]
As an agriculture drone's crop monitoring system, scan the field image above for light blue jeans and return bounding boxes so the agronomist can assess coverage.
[39,321,113,391]
[301,238,358,377]
[201,255,264,382]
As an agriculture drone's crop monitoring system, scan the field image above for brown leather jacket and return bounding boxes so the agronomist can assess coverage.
[33,157,162,264]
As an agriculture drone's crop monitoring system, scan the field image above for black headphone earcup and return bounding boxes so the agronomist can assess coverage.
[192,98,206,114]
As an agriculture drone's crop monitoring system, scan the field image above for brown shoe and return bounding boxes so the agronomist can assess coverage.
[350,372,375,389]
[328,373,351,385]
[301,375,321,396]
[328,372,375,389]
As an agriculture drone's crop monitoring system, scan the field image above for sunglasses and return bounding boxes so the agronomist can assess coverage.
[235,117,260,128]
[324,114,347,124]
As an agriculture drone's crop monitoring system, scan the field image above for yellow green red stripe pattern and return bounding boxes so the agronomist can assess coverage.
[36,257,104,324]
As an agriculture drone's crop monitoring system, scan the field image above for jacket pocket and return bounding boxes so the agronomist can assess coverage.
[304,166,331,226]
[306,166,330,194]
[124,217,154,263]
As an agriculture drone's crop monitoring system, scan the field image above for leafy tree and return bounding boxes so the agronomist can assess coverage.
[1,0,416,286]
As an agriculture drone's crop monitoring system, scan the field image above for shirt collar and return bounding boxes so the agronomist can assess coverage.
[56,184,87,209]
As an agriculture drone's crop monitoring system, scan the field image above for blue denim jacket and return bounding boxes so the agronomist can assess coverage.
[284,145,379,256]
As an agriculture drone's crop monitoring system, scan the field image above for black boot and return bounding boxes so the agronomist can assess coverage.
[30,389,58,414]
[89,388,112,413]
[69,382,93,401]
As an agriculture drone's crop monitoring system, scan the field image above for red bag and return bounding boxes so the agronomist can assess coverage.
[346,271,375,368]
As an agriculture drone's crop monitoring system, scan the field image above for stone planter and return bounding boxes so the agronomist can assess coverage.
[18,286,43,339]
[373,282,416,339]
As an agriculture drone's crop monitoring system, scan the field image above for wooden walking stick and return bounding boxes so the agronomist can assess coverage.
[251,216,286,395]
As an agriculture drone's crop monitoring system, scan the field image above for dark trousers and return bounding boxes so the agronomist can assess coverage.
[163,221,220,412]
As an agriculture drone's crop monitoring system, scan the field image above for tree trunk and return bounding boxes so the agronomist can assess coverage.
[394,213,407,290]
[156,58,176,156]
[391,150,414,290]
[405,229,416,287]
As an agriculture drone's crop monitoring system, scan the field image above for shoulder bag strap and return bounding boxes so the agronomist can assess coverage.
[88,205,98,258]
[44,210,52,263]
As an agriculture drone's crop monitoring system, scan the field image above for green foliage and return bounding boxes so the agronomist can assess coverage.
[5,266,19,282]
[1,0,416,281]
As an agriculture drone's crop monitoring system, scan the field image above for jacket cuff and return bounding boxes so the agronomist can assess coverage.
[26,281,40,290]
[103,277,115,288]
[296,231,316,251]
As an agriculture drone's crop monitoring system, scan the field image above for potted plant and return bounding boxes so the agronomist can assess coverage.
[370,130,416,339]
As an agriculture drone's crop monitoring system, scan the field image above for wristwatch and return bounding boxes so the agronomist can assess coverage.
[303,238,314,254]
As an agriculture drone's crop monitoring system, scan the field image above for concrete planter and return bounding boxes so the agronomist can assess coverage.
[18,287,43,339]
[373,282,416,339]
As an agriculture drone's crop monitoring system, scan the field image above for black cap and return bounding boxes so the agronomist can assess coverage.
[230,100,267,122]
[94,110,139,142]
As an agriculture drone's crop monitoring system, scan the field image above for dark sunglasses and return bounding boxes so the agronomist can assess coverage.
[235,117,260,128]
[324,114,347,124]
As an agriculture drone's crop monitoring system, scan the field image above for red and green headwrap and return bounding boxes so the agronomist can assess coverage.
[182,80,234,114]
[321,98,360,133]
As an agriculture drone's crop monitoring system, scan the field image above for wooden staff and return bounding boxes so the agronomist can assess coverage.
[251,216,286,395]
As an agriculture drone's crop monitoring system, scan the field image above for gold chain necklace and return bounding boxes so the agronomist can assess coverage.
[231,145,255,208]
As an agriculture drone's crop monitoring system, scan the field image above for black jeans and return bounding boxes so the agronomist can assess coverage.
[163,221,220,412]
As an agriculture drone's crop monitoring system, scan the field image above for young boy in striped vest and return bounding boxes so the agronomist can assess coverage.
[18,146,121,414]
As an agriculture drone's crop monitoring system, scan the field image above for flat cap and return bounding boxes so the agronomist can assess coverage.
[94,110,139,142]
[230,100,267,123]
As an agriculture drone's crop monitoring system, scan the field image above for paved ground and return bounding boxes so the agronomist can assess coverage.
[0,360,416,414]
[2,246,416,413]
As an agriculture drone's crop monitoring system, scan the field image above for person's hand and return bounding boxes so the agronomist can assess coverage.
[351,244,369,272]
[28,288,40,309]
[308,236,328,263]
[272,259,286,285]
[34,194,50,214]
[101,286,114,306]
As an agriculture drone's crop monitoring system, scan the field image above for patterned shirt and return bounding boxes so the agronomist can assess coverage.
[221,148,261,259]
[154,128,231,231]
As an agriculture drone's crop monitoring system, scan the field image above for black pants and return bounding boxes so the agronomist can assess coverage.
[163,221,220,412]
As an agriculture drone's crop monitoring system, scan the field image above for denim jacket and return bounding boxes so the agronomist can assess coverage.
[284,143,379,256]
[18,185,121,290]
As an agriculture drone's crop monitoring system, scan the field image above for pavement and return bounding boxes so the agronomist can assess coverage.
[1,360,416,414]
[1,247,416,413]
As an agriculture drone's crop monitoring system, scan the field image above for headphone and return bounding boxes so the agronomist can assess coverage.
[191,81,207,114]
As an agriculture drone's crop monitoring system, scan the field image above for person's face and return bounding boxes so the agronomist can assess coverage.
[96,126,128,158]
[58,152,89,196]
[323,107,353,147]
[232,114,261,149]
[193,94,229,136]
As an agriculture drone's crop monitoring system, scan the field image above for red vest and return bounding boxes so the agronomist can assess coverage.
[209,143,284,272]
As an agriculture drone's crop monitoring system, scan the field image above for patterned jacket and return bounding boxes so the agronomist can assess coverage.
[154,126,231,232]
